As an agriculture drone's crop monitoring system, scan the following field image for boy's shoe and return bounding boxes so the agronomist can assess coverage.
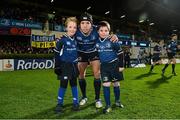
[54,104,63,113]
[115,101,124,108]
[95,99,103,108]
[79,97,88,106]
[72,104,80,111]
[103,106,112,114]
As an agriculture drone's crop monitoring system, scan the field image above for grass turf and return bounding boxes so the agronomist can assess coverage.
[0,64,180,119]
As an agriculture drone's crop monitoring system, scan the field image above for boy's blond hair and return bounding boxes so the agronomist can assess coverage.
[65,17,78,27]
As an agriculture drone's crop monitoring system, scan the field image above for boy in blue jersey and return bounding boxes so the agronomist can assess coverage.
[162,34,180,76]
[96,21,124,114]
[54,17,79,113]
[76,12,118,108]
[149,41,162,73]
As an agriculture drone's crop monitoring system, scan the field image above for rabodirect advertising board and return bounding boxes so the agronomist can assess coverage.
[14,59,54,70]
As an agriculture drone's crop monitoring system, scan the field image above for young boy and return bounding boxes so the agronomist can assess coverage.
[96,21,124,114]
[54,17,79,113]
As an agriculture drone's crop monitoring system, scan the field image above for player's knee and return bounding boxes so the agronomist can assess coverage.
[60,80,68,88]
[172,60,176,64]
[113,82,120,87]
[103,82,111,87]
[93,71,100,79]
[78,70,86,79]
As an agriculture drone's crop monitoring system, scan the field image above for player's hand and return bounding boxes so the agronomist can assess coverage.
[178,45,180,49]
[167,49,171,53]
[109,34,118,42]
[54,60,62,75]
[119,67,124,72]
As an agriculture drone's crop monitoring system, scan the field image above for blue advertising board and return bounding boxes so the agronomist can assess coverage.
[0,18,42,29]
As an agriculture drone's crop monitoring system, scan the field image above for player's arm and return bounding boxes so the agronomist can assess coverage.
[114,41,124,71]
[54,39,63,75]
[167,43,172,53]
[118,51,125,72]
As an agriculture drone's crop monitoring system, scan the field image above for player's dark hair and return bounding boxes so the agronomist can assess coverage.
[79,12,93,23]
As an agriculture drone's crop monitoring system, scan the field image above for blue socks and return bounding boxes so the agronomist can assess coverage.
[114,86,120,102]
[71,86,79,105]
[103,86,110,106]
[57,87,66,105]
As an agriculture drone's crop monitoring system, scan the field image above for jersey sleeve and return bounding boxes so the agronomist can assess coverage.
[113,41,124,67]
[54,38,64,60]
[113,41,123,55]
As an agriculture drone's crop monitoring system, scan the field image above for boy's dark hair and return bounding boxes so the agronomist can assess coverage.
[171,33,177,38]
[97,21,111,31]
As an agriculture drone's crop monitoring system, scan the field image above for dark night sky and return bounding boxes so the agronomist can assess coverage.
[51,0,180,34]
[3,0,180,34]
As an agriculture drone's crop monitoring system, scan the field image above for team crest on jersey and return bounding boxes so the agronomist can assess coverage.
[77,36,82,40]
[72,44,76,48]
[96,44,99,48]
[66,41,71,45]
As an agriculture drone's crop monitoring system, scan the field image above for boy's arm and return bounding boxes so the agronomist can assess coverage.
[54,39,63,75]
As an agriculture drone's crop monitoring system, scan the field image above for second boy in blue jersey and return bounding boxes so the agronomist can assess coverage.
[96,21,124,114]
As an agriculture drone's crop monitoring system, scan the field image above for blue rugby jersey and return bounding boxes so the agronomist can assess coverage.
[54,34,78,63]
[167,40,178,53]
[75,26,99,53]
[96,37,122,63]
[153,44,161,56]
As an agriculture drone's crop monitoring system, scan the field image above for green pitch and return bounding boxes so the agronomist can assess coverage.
[0,64,180,119]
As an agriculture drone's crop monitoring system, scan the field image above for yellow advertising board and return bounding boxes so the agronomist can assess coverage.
[31,29,65,48]
[31,41,56,48]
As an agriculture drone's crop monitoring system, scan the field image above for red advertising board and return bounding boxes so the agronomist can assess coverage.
[0,27,31,36]
[10,27,31,35]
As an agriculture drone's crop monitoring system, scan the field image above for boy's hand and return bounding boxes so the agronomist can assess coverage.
[119,67,124,72]
[109,34,118,42]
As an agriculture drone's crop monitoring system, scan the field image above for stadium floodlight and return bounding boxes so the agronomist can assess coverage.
[120,15,126,18]
[139,20,144,23]
[87,6,91,11]
[105,11,110,15]
[149,22,154,26]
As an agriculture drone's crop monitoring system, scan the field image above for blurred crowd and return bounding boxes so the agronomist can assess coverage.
[0,40,54,54]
